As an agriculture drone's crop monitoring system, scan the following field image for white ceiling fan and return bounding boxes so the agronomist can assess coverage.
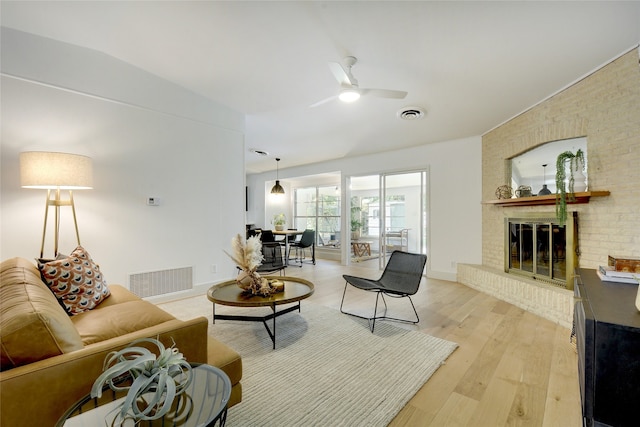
[310,56,408,108]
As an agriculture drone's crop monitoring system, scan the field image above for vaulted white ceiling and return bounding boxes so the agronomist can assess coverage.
[2,1,639,173]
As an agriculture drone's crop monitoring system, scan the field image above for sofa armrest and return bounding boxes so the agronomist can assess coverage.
[0,317,208,427]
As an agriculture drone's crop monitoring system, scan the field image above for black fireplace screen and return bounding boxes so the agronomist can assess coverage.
[505,212,578,289]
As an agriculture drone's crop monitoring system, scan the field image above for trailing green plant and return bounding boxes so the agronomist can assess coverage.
[555,149,585,226]
[91,338,192,421]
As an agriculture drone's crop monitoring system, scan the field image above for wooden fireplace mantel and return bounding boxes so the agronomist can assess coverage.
[484,191,610,207]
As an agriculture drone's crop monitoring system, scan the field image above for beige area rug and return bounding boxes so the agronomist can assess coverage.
[159,298,457,427]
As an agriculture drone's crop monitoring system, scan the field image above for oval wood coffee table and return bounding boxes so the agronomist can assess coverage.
[207,276,314,349]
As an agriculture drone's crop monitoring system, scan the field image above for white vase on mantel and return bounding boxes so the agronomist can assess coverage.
[572,161,587,192]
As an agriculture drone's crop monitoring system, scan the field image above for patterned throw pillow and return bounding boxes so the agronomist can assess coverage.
[39,246,111,315]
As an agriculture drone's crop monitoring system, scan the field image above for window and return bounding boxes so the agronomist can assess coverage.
[362,196,406,237]
[387,195,406,231]
[294,186,340,247]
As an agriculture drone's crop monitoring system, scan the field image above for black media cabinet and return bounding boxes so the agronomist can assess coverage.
[574,268,640,427]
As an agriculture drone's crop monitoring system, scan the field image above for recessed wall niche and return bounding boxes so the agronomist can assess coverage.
[510,137,587,196]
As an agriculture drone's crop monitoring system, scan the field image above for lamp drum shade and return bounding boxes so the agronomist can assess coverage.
[20,152,93,190]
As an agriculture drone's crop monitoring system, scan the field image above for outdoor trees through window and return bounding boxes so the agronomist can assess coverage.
[294,186,340,247]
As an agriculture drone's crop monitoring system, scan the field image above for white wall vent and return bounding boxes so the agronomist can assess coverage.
[129,266,193,298]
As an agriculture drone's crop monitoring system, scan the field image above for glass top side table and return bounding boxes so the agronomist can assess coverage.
[56,364,231,427]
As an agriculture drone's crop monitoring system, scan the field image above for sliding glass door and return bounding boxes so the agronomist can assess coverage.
[349,170,428,269]
[380,171,427,268]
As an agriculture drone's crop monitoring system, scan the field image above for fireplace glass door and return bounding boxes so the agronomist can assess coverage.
[506,213,577,288]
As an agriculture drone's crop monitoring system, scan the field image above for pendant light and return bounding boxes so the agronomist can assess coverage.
[538,163,552,195]
[271,158,285,194]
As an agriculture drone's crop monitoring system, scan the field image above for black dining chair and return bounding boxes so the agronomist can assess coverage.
[340,251,427,332]
[260,229,275,243]
[289,229,315,266]
[255,242,286,276]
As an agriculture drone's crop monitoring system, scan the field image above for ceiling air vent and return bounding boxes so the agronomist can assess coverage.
[397,107,425,120]
[249,148,269,156]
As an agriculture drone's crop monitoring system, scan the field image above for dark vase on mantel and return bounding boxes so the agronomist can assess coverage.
[538,184,552,196]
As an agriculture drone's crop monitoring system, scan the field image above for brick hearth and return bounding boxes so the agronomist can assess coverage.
[457,264,573,328]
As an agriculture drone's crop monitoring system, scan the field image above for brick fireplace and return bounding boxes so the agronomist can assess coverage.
[459,48,639,329]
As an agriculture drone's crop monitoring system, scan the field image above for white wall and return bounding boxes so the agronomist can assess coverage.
[246,136,483,280]
[1,28,246,291]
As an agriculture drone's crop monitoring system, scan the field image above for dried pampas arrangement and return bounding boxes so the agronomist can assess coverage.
[224,234,278,296]
[226,234,264,272]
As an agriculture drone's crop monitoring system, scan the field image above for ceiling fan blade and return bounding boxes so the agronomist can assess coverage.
[309,95,337,108]
[328,62,355,86]
[362,88,408,99]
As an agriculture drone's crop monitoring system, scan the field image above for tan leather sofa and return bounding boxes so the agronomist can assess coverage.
[0,257,242,427]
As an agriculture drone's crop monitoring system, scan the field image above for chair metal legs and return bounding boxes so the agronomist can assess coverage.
[339,282,420,333]
[286,246,303,267]
[289,246,314,267]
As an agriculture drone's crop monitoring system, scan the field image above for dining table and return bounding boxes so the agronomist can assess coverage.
[272,229,303,265]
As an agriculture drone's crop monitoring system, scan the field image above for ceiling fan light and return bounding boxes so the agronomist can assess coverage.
[339,88,360,103]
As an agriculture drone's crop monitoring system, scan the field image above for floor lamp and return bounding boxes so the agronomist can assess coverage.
[20,152,93,258]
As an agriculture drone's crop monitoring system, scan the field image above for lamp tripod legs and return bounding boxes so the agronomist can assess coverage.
[39,190,51,259]
[39,189,82,259]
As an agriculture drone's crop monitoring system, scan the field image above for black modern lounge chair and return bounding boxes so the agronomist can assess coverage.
[340,250,427,332]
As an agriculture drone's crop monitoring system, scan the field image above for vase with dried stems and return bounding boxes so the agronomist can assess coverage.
[225,234,279,296]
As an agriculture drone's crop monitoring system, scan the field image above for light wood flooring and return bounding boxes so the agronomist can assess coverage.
[278,258,582,427]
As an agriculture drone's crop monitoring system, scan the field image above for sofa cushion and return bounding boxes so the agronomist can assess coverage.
[207,336,243,386]
[92,284,141,309]
[38,246,110,315]
[1,258,84,371]
[70,300,176,345]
